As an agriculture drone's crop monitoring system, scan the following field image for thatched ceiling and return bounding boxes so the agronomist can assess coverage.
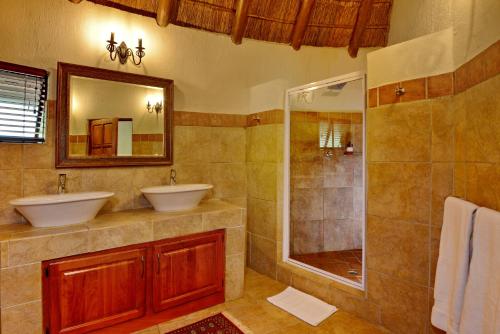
[70,0,393,57]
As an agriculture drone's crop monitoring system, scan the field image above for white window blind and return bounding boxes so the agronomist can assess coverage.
[0,62,48,143]
[319,121,346,149]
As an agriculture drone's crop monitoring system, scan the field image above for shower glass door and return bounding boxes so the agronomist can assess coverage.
[283,72,366,289]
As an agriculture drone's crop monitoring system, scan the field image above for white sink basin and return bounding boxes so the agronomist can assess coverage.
[10,192,114,228]
[141,184,213,212]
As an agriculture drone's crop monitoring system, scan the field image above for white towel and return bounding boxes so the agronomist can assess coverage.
[267,287,337,326]
[459,207,500,334]
[431,197,478,333]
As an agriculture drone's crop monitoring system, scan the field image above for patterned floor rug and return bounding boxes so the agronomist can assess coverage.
[164,312,250,334]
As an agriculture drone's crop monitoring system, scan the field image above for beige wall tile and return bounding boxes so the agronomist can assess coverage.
[1,263,41,307]
[225,253,245,300]
[153,214,203,240]
[210,163,246,199]
[430,226,441,288]
[465,163,500,210]
[324,187,353,220]
[246,124,278,163]
[1,300,42,334]
[210,127,246,163]
[172,163,211,186]
[248,233,276,279]
[247,163,277,201]
[88,221,152,252]
[368,163,431,224]
[291,188,323,221]
[324,219,356,252]
[368,270,429,334]
[0,144,22,170]
[173,126,211,164]
[132,167,170,208]
[247,197,276,240]
[367,216,429,285]
[203,208,244,230]
[329,288,382,325]
[453,162,466,198]
[431,97,454,162]
[9,230,88,266]
[431,163,454,227]
[464,76,500,163]
[292,220,324,254]
[367,101,431,162]
[0,169,22,225]
[1,241,8,267]
[225,226,245,256]
[23,140,54,169]
[23,169,82,197]
[453,92,467,162]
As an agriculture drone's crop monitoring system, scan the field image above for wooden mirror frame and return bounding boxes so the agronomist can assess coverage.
[56,62,173,168]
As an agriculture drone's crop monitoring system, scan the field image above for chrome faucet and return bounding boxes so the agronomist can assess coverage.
[58,174,67,194]
[170,169,176,185]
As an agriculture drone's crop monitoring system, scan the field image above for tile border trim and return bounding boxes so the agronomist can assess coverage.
[368,40,500,107]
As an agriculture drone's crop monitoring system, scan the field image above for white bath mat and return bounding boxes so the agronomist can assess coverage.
[267,287,338,326]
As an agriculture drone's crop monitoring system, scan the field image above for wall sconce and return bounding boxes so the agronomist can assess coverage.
[147,101,163,115]
[106,32,145,65]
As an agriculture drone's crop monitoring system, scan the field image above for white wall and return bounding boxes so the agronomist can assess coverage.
[0,0,372,115]
[371,0,499,88]
[388,0,453,45]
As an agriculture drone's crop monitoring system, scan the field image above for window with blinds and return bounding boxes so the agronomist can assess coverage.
[0,61,48,143]
[319,121,345,149]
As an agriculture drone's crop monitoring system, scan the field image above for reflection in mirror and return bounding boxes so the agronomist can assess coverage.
[286,75,365,288]
[69,76,164,157]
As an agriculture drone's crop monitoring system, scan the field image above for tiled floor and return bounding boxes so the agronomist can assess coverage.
[134,269,387,334]
[291,249,363,283]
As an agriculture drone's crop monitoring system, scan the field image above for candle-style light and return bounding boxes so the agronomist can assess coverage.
[105,33,145,65]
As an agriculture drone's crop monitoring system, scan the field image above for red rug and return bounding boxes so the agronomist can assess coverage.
[165,313,245,334]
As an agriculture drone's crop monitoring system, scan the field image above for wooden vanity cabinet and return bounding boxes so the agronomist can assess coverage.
[43,248,147,334]
[42,230,225,334]
[152,231,225,312]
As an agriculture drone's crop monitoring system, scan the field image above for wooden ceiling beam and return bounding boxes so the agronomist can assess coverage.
[231,0,250,45]
[68,0,84,3]
[348,0,373,58]
[290,0,315,50]
[156,0,174,27]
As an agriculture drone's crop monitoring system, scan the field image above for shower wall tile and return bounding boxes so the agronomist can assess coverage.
[323,219,355,251]
[368,270,429,334]
[367,162,431,224]
[367,101,431,162]
[247,162,277,201]
[431,163,454,227]
[465,163,500,211]
[248,233,277,279]
[247,197,276,240]
[291,188,323,221]
[428,73,454,98]
[367,215,429,285]
[431,97,454,162]
[400,78,426,103]
[464,76,500,164]
[246,124,278,163]
[292,220,324,254]
[324,188,353,220]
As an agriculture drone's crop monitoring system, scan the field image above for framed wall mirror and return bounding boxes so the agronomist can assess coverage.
[283,72,366,290]
[56,62,173,168]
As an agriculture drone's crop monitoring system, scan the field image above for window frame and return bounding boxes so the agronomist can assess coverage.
[0,61,49,144]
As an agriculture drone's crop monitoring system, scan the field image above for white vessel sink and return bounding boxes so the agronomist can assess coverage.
[10,192,114,228]
[141,184,213,212]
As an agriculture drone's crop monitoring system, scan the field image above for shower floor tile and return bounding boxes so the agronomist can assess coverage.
[291,249,363,283]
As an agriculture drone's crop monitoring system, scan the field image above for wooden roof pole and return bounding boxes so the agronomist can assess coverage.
[348,0,373,58]
[156,0,173,27]
[68,0,83,3]
[290,0,315,50]
[231,0,250,45]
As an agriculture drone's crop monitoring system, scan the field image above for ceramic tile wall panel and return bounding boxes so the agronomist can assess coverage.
[0,111,247,225]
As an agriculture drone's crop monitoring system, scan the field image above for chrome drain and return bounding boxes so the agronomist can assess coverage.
[348,269,358,275]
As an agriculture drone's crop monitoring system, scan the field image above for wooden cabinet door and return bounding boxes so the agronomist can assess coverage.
[152,230,224,313]
[45,248,147,334]
[88,118,118,156]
